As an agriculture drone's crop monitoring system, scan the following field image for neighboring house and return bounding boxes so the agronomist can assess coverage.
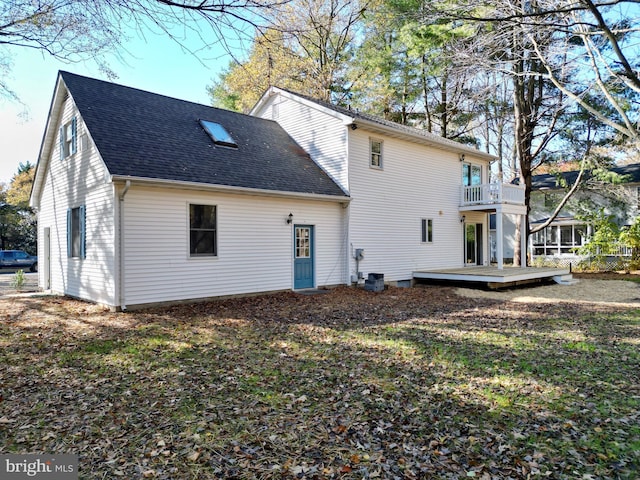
[529,164,640,260]
[30,72,525,309]
[497,164,640,262]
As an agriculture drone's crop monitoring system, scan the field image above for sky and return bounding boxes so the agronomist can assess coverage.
[0,23,236,186]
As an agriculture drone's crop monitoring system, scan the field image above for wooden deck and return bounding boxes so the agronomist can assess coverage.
[413,266,572,288]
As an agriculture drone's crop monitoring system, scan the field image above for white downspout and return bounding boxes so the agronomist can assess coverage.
[344,202,350,285]
[118,180,131,310]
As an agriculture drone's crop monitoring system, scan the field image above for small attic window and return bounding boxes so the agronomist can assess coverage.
[200,119,237,148]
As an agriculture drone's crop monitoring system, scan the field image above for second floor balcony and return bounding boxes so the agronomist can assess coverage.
[460,183,525,209]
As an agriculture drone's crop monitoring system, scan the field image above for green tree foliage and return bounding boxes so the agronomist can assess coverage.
[209,0,369,111]
[576,208,621,260]
[0,162,36,253]
[346,0,420,123]
[399,9,479,140]
[208,30,318,112]
[620,216,640,268]
[347,0,483,141]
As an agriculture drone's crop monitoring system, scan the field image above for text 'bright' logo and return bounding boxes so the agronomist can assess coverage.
[0,455,77,479]
[5,458,52,476]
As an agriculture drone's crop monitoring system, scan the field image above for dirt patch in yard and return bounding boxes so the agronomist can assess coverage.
[455,278,640,307]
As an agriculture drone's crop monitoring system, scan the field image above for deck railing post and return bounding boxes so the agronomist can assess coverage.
[496,212,504,270]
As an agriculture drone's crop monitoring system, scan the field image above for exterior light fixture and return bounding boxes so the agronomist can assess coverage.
[287,213,293,224]
[460,215,466,223]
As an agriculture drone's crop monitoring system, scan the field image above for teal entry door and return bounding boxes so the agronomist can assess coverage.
[294,225,314,289]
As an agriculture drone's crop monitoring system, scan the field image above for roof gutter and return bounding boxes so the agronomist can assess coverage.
[346,117,497,162]
[118,180,131,311]
[109,175,350,202]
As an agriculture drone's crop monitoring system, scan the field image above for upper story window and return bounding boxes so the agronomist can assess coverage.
[462,162,481,186]
[190,204,217,257]
[200,120,237,148]
[370,138,383,169]
[80,133,89,152]
[59,117,77,159]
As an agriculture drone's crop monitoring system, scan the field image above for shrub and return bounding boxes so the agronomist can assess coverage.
[11,269,26,290]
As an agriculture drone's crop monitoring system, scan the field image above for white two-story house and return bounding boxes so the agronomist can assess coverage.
[30,72,531,309]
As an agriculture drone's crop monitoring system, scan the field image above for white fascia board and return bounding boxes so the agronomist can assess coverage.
[30,74,67,209]
[110,175,350,203]
[251,86,495,163]
[353,117,496,162]
[250,86,353,124]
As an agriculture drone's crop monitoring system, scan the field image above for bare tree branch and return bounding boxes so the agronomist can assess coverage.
[530,160,588,233]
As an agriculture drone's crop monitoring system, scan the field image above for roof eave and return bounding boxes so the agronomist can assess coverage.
[250,86,353,123]
[352,117,497,161]
[252,88,495,162]
[30,73,67,209]
[110,175,350,202]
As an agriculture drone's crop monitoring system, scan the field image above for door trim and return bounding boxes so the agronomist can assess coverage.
[293,225,315,289]
[464,222,483,266]
[43,227,51,290]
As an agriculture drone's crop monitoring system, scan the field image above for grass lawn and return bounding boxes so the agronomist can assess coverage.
[1,285,639,479]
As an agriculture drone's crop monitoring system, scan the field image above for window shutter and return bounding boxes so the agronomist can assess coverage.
[71,117,77,155]
[79,205,86,259]
[59,126,65,160]
[66,208,72,257]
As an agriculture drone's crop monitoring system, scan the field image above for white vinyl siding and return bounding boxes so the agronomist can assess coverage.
[120,186,346,307]
[37,95,116,305]
[254,93,349,192]
[347,128,490,281]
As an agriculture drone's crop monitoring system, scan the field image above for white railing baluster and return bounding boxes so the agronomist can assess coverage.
[460,183,525,206]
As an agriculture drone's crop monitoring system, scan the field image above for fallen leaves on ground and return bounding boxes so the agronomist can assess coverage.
[1,286,639,479]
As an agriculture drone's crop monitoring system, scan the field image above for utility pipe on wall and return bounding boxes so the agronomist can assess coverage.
[118,180,131,311]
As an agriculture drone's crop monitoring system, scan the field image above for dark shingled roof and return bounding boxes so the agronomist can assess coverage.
[60,71,347,197]
[532,163,640,189]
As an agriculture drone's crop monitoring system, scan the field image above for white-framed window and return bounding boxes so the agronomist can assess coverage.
[295,226,311,258]
[462,162,482,186]
[189,204,217,256]
[531,224,586,256]
[421,218,433,243]
[80,133,89,152]
[67,205,86,259]
[370,138,383,169]
[59,117,77,159]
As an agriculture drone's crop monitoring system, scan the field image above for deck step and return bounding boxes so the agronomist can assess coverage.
[553,274,579,286]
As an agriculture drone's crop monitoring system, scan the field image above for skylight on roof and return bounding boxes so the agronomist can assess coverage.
[200,119,237,148]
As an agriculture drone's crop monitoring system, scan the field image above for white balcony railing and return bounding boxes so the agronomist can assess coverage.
[461,183,525,207]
